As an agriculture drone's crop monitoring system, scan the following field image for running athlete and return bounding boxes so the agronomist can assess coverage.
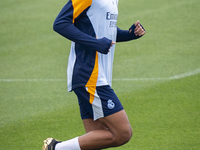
[43,0,145,150]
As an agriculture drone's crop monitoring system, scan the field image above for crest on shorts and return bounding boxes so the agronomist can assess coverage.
[107,100,115,109]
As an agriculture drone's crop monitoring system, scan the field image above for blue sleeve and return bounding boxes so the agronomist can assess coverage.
[53,1,112,54]
[116,24,145,42]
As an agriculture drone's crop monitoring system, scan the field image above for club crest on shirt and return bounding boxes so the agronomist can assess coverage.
[112,0,118,5]
[107,100,115,109]
[115,0,118,5]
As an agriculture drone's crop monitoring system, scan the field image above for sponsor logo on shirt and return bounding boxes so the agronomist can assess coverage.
[106,12,118,20]
[106,12,118,27]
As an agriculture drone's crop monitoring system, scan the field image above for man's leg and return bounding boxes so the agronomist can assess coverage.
[78,110,132,150]
[45,86,132,150]
[81,118,108,150]
[53,110,132,150]
[82,118,108,133]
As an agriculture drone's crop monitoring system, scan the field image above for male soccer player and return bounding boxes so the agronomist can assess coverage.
[43,0,145,149]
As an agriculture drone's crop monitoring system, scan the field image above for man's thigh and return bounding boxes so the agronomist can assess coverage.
[82,110,132,136]
[82,119,108,133]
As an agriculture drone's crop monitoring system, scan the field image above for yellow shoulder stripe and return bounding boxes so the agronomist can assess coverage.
[71,0,92,23]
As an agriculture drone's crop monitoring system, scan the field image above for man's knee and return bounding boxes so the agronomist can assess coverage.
[113,126,133,146]
[119,127,133,145]
[98,110,133,147]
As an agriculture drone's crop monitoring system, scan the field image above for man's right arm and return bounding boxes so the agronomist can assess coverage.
[53,1,112,54]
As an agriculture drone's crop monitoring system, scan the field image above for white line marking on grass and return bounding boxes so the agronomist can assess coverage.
[113,77,169,81]
[0,69,200,82]
[114,68,200,81]
[0,79,67,82]
[169,68,200,80]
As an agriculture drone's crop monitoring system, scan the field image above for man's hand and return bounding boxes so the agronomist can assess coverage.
[110,41,116,47]
[108,41,116,52]
[129,20,146,37]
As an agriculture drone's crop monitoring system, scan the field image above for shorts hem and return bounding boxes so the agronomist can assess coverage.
[103,107,124,119]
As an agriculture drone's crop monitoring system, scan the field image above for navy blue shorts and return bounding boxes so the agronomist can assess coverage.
[74,85,124,121]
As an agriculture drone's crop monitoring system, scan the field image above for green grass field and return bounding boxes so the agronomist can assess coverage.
[0,0,200,149]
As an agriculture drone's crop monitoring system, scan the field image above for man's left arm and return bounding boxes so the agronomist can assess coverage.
[116,20,146,42]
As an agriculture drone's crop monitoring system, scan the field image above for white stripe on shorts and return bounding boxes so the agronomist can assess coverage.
[92,91,104,121]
